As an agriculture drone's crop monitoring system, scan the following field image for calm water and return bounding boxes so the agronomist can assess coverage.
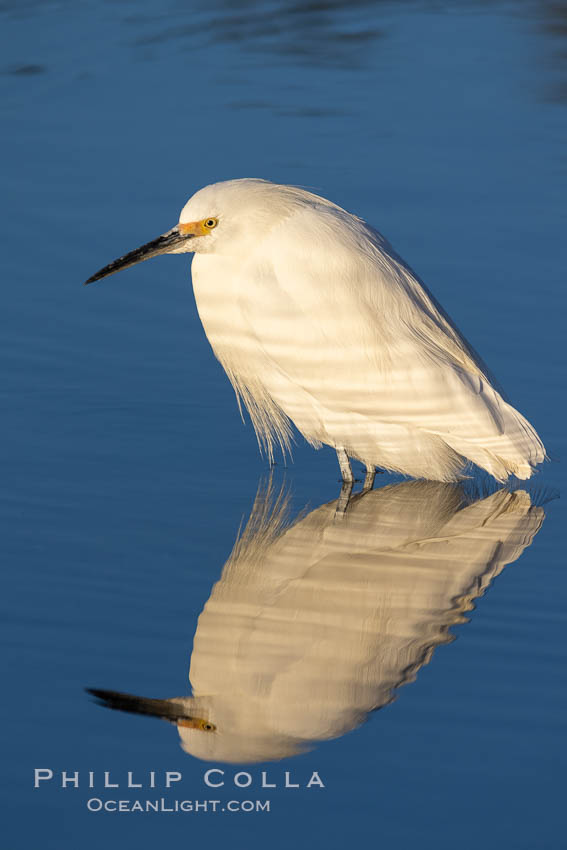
[2,1,565,848]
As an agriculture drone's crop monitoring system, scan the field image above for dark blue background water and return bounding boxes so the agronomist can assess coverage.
[2,1,565,847]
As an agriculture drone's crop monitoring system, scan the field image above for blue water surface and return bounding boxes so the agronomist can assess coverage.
[1,1,565,848]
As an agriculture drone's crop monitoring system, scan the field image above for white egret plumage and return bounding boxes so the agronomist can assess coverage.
[88,479,545,763]
[86,179,545,482]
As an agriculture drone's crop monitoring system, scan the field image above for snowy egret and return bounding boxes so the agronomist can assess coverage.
[85,179,545,482]
[88,479,544,763]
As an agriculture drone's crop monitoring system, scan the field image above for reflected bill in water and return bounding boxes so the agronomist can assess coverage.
[88,479,544,764]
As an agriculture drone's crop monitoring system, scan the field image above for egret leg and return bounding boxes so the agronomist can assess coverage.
[363,465,376,492]
[336,448,353,483]
[335,480,353,518]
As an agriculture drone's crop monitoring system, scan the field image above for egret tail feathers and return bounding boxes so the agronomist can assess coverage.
[439,400,546,482]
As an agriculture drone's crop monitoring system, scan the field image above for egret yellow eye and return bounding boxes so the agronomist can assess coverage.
[200,720,216,732]
[203,218,218,230]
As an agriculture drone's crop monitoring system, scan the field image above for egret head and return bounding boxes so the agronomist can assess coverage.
[84,179,320,285]
[85,687,309,763]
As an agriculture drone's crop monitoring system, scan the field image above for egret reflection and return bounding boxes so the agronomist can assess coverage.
[89,480,544,763]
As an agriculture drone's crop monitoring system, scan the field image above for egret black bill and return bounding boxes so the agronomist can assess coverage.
[86,688,215,731]
[84,226,193,285]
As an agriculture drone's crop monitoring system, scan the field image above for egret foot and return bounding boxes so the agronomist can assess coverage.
[336,448,353,483]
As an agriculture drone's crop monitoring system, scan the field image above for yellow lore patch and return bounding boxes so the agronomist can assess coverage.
[177,717,216,732]
[179,218,218,236]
